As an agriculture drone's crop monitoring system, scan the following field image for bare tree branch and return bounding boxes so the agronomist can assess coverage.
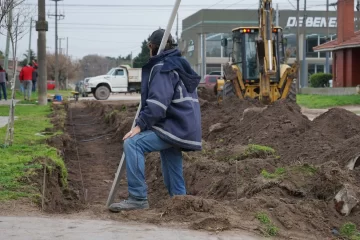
[0,0,25,28]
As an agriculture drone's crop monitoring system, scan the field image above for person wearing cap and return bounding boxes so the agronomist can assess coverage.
[109,29,202,211]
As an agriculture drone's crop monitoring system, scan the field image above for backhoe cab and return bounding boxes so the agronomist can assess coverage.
[215,0,298,104]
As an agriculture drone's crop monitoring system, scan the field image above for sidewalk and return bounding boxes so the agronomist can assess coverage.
[301,105,360,121]
[0,99,20,106]
[0,216,263,240]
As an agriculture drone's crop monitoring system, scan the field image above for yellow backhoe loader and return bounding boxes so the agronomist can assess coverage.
[215,0,299,104]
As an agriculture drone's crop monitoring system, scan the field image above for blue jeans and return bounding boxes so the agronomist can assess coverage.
[124,130,186,200]
[0,82,7,100]
[20,82,24,93]
[32,80,37,92]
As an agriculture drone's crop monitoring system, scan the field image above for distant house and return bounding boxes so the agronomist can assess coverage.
[313,0,360,87]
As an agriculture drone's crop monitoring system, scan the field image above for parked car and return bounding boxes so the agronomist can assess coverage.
[198,75,221,90]
[47,80,55,90]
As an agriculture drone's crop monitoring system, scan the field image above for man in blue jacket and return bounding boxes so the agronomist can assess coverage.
[109,29,202,212]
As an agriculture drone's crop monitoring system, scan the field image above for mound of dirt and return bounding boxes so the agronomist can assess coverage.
[47,98,360,239]
[312,108,360,140]
[197,88,217,102]
[21,157,83,213]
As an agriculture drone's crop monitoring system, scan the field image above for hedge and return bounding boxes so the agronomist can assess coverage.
[310,73,332,88]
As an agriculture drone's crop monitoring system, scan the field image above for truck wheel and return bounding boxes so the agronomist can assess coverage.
[287,80,297,102]
[222,81,235,100]
[94,86,110,100]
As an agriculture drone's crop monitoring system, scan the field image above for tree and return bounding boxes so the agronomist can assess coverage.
[79,54,114,79]
[132,40,150,68]
[106,54,132,67]
[0,0,23,27]
[20,49,36,67]
[2,0,34,147]
[46,53,80,89]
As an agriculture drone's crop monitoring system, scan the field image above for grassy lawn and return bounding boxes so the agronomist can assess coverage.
[297,94,360,109]
[12,89,72,103]
[0,105,67,201]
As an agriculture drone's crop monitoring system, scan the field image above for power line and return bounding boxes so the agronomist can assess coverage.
[23,2,328,9]
[287,0,297,9]
[224,0,252,9]
[208,0,226,9]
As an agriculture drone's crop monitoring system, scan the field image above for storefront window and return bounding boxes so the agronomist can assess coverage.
[206,64,222,75]
[317,65,324,73]
[284,34,296,58]
[206,33,232,58]
[319,35,327,58]
[308,64,316,76]
[306,34,318,58]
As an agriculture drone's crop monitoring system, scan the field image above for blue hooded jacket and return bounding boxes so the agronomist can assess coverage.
[135,49,202,151]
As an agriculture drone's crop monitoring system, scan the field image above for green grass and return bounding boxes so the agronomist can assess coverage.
[292,164,317,176]
[9,89,72,102]
[261,168,286,179]
[0,104,67,201]
[244,144,276,159]
[340,222,360,240]
[256,212,279,237]
[297,94,360,109]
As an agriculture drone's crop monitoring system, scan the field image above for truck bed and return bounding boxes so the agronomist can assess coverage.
[127,68,142,83]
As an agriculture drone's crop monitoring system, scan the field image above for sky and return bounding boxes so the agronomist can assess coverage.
[0,0,338,61]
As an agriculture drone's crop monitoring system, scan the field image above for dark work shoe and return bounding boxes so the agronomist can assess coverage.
[108,197,149,212]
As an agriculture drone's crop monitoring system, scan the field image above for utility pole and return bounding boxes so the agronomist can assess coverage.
[4,5,13,72]
[325,0,330,74]
[58,37,65,55]
[36,0,49,106]
[357,0,360,31]
[27,18,33,65]
[301,0,308,88]
[49,0,64,92]
[176,13,179,44]
[66,37,68,90]
[130,51,133,67]
[296,0,300,92]
[275,3,279,26]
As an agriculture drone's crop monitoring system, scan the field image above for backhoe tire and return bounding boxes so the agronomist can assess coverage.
[94,86,110,100]
[222,81,235,99]
[287,80,297,103]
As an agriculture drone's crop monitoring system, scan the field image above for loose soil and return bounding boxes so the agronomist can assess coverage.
[45,95,360,239]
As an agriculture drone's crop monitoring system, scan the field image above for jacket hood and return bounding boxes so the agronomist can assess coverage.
[151,49,201,93]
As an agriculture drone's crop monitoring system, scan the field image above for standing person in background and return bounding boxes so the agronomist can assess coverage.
[0,65,8,101]
[32,65,38,92]
[19,63,35,101]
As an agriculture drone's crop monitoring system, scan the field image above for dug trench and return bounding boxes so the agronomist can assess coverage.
[45,92,360,239]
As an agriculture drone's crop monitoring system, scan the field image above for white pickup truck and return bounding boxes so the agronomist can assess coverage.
[86,65,142,100]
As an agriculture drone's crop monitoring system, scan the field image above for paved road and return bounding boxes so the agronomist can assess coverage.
[0,216,263,240]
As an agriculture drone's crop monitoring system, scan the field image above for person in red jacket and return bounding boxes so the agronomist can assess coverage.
[19,61,37,100]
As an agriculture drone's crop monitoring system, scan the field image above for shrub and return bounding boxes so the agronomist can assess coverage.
[310,73,332,88]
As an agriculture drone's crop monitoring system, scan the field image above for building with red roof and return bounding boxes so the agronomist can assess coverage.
[313,0,360,87]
